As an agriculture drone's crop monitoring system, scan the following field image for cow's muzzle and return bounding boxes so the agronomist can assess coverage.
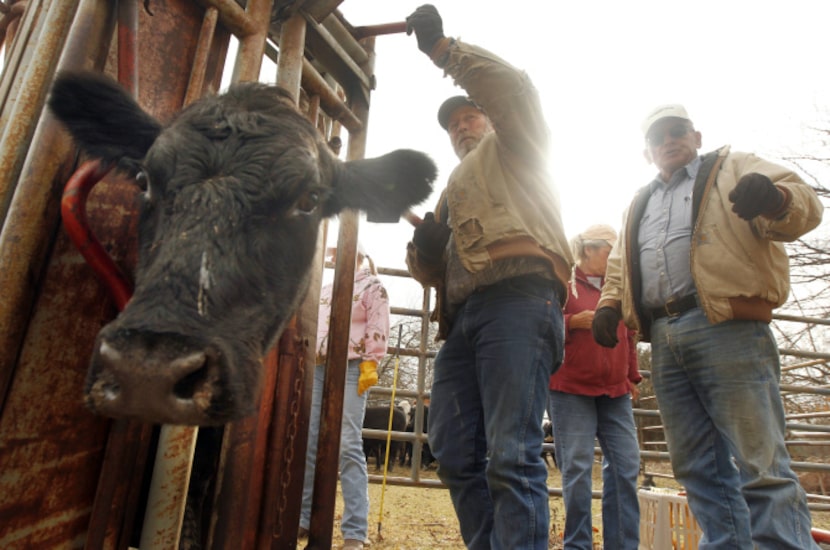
[85,330,239,425]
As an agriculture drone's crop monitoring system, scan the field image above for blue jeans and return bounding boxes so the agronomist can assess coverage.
[429,275,564,550]
[548,391,640,550]
[650,307,818,549]
[300,360,369,541]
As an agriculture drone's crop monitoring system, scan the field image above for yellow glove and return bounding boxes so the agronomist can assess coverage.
[357,360,378,396]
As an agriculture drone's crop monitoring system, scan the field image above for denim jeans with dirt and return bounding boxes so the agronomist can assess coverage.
[300,360,369,543]
[548,391,640,550]
[651,308,819,549]
[429,275,564,550]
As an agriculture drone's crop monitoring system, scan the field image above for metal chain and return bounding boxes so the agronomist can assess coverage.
[276,334,305,536]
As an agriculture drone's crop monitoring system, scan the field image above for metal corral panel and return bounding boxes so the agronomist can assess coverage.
[0,176,139,547]
[0,0,226,547]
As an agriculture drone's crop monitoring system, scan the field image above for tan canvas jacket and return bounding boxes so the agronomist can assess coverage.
[599,145,823,341]
[406,39,573,337]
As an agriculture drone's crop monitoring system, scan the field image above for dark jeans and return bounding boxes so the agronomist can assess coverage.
[429,275,564,549]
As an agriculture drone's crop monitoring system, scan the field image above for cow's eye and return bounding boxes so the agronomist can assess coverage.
[136,170,155,202]
[294,190,320,215]
[135,171,148,191]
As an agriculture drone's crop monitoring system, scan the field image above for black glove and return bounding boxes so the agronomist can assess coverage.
[405,4,445,55]
[412,212,450,260]
[728,173,785,220]
[592,306,622,348]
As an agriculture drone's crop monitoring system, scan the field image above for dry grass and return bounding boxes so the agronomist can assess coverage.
[301,461,830,550]
[308,464,605,549]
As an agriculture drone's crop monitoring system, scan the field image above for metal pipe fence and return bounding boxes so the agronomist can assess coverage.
[362,265,830,516]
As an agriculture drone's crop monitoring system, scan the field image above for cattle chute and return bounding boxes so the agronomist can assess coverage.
[0,1,423,548]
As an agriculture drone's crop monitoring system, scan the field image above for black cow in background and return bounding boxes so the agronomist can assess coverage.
[401,403,435,469]
[542,418,557,468]
[362,405,407,472]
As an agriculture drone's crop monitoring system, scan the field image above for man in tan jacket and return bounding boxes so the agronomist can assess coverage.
[593,104,823,549]
[404,4,572,549]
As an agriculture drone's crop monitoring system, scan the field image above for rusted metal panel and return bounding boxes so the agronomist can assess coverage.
[135,0,206,119]
[1,1,388,548]
[0,1,121,543]
[1,0,232,548]
[84,419,154,550]
[84,2,229,547]
[256,219,323,549]
[0,0,87,413]
[0,175,140,548]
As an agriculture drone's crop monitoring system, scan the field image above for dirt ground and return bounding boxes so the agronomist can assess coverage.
[299,462,830,550]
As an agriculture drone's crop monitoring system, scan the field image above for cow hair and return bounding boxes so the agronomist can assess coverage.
[327,150,438,220]
[48,70,162,172]
[48,70,437,427]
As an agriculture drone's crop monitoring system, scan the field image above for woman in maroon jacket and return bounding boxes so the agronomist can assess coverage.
[548,224,642,550]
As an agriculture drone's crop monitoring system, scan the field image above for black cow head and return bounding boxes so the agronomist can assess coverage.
[48,71,436,425]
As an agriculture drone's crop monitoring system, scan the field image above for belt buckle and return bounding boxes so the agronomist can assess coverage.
[663,297,681,318]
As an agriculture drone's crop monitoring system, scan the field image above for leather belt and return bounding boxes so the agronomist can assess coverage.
[649,294,699,321]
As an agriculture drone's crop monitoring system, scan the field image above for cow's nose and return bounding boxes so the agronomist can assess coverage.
[85,335,222,425]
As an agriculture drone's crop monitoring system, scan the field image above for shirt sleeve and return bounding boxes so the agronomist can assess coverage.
[360,276,390,363]
[440,39,549,163]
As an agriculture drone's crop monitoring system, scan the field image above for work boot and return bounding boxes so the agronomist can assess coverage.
[341,539,364,550]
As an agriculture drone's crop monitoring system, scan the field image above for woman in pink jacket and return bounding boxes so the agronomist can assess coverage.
[548,224,642,550]
[299,244,390,550]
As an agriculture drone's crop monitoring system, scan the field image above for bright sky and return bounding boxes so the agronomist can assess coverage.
[7,2,825,307]
[331,0,830,279]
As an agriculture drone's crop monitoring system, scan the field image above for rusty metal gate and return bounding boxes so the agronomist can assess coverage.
[0,1,401,548]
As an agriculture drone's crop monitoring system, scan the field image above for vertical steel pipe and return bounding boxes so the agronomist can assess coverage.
[0,0,85,226]
[0,0,37,120]
[117,0,137,93]
[275,12,305,102]
[206,1,275,548]
[0,0,112,425]
[0,1,27,53]
[251,15,325,549]
[185,6,219,104]
[305,210,358,550]
[139,425,199,548]
[230,0,272,83]
[306,32,376,550]
[140,4,229,547]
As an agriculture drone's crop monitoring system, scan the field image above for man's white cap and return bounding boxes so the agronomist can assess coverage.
[641,104,691,136]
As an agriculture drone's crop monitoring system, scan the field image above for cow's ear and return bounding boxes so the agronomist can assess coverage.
[326,149,437,221]
[49,70,162,167]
